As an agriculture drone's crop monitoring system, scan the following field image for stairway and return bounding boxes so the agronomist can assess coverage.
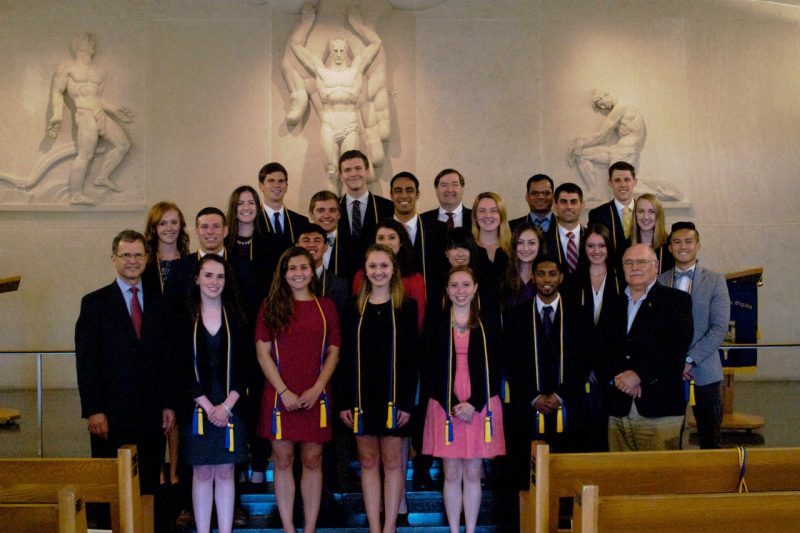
[185,461,519,532]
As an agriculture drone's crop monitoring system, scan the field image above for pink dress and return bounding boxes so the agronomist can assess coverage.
[422,331,505,458]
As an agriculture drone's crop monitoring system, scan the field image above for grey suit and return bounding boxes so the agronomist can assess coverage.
[659,264,730,448]
[658,265,730,386]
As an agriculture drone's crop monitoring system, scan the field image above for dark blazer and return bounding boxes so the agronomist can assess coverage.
[315,268,349,318]
[600,282,693,418]
[255,205,310,248]
[75,281,171,429]
[409,214,449,305]
[420,206,474,233]
[338,193,394,280]
[423,309,503,414]
[509,212,557,239]
[588,201,630,264]
[172,303,249,422]
[546,224,585,280]
[502,297,590,409]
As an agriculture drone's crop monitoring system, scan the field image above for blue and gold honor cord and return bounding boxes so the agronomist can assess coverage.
[272,296,329,440]
[354,298,397,434]
[737,447,749,493]
[192,308,235,451]
[532,299,566,434]
[444,312,493,445]
[416,214,427,295]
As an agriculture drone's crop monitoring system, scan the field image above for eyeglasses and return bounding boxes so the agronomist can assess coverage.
[116,253,146,261]
[528,191,552,197]
[622,259,656,267]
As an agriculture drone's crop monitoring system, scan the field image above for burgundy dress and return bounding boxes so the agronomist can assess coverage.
[255,298,341,443]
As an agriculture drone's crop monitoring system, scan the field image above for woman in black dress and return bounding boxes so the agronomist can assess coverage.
[338,244,419,533]
[142,201,190,485]
[175,255,248,533]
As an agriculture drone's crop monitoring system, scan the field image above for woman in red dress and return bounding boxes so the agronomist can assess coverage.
[256,247,341,533]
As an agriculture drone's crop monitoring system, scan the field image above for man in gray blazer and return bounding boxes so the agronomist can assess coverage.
[659,221,730,448]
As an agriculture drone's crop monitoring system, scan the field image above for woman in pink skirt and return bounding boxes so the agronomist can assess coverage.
[422,265,505,533]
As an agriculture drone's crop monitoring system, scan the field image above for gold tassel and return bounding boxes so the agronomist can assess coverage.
[537,411,545,434]
[689,380,696,407]
[484,414,492,443]
[319,399,328,428]
[556,406,564,433]
[227,423,234,452]
[275,411,282,440]
[504,380,511,404]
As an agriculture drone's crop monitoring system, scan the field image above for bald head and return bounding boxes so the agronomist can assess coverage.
[622,244,658,291]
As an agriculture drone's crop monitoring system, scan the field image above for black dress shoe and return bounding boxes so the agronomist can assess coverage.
[234,505,248,527]
[396,512,410,527]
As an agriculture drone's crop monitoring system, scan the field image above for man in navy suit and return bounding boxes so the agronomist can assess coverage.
[548,182,585,279]
[603,244,693,451]
[255,161,309,246]
[659,222,730,449]
[75,230,175,494]
[588,161,638,264]
[420,168,473,232]
[337,150,394,280]
[509,174,556,242]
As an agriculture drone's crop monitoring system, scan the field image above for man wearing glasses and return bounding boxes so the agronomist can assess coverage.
[510,174,556,238]
[601,244,693,451]
[75,230,174,499]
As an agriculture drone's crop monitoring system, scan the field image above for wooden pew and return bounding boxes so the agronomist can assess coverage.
[573,484,800,533]
[520,443,800,533]
[0,484,87,533]
[0,445,152,533]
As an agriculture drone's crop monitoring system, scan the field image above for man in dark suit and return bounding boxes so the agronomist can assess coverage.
[419,168,473,232]
[389,171,448,305]
[308,190,356,280]
[297,223,349,316]
[547,182,585,280]
[587,161,638,264]
[255,161,309,246]
[509,174,556,246]
[75,229,174,494]
[603,244,693,451]
[337,150,394,280]
[503,255,590,487]
[659,222,730,449]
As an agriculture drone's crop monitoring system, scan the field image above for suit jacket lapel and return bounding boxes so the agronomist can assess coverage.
[109,281,138,343]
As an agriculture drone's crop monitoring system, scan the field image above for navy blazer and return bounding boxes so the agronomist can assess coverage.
[75,281,171,430]
[337,193,394,279]
[588,201,630,264]
[420,206,474,233]
[600,282,693,418]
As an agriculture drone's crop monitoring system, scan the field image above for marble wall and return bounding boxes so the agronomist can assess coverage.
[1,0,798,386]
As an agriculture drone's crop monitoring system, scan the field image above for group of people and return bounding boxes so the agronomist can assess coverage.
[75,151,731,533]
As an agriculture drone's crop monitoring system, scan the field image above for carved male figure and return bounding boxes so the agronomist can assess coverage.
[569,90,645,201]
[48,33,132,205]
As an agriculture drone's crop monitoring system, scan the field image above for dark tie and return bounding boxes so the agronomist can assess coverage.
[541,305,553,339]
[326,234,335,247]
[351,199,362,238]
[675,269,692,281]
[446,212,454,230]
[566,231,578,273]
[273,212,283,237]
[534,217,547,230]
[130,287,142,339]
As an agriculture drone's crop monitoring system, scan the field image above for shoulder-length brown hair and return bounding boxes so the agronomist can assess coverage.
[356,244,406,312]
[445,265,481,329]
[225,185,261,250]
[144,201,190,259]
[263,247,318,334]
[503,222,546,303]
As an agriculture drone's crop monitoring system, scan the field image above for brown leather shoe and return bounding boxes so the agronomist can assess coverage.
[175,509,195,529]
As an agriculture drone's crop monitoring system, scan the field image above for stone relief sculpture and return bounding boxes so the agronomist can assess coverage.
[568,89,683,202]
[568,90,647,201]
[282,1,390,193]
[0,32,133,206]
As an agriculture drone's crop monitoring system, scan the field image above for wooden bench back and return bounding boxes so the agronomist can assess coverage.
[0,445,144,533]
[0,484,87,533]
[574,484,800,533]
[524,443,800,533]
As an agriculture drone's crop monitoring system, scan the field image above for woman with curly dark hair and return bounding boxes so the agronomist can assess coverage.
[255,247,341,533]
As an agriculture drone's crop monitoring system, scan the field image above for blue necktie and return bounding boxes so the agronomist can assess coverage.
[273,212,283,237]
[542,305,553,339]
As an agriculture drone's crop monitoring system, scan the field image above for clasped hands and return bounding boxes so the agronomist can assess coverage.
[338,408,411,428]
[532,393,561,414]
[452,401,476,423]
[614,370,642,398]
[280,385,323,413]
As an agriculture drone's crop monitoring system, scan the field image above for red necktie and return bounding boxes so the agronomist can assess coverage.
[446,212,454,230]
[566,232,578,273]
[130,287,143,339]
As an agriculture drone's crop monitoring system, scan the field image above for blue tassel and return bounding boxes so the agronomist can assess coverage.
[684,380,690,403]
[193,406,204,436]
[354,407,363,435]
[272,408,282,440]
[445,415,454,445]
[225,422,234,451]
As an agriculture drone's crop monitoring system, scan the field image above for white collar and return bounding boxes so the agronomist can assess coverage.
[535,293,560,315]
